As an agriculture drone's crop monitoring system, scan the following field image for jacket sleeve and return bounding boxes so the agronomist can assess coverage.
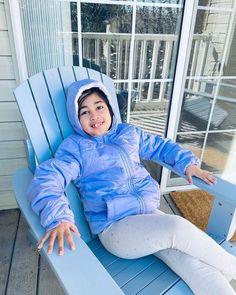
[27,138,81,232]
[138,128,200,175]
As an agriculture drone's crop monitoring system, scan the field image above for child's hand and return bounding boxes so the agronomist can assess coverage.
[186,165,216,185]
[37,222,80,256]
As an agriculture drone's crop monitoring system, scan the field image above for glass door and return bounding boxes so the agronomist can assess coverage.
[162,0,236,191]
[17,0,186,183]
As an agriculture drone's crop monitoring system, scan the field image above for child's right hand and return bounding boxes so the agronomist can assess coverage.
[37,222,80,256]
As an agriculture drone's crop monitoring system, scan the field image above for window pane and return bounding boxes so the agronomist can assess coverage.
[134,6,182,79]
[80,4,132,79]
[168,133,205,186]
[202,132,236,175]
[222,18,236,76]
[178,79,217,132]
[187,10,231,77]
[137,0,183,3]
[210,79,236,130]
[198,0,234,8]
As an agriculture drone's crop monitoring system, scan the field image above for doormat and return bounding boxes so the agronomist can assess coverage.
[170,189,236,242]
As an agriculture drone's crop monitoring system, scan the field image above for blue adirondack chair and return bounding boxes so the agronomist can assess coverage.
[12,66,236,295]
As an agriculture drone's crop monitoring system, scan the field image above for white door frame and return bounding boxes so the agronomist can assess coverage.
[160,0,198,193]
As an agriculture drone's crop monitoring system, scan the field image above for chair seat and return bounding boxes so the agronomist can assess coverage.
[88,238,193,295]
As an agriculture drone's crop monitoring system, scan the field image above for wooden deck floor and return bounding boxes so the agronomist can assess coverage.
[1,195,236,294]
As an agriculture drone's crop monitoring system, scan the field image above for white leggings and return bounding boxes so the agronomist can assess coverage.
[99,210,236,295]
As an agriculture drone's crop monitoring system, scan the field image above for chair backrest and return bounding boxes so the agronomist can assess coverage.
[14,66,121,242]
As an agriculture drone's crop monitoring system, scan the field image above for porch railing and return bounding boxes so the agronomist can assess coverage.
[73,32,214,102]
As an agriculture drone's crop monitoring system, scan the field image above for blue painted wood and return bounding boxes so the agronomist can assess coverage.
[13,66,236,295]
[14,81,52,163]
[43,68,75,139]
[137,269,180,295]
[12,168,124,295]
[58,66,77,94]
[207,197,236,240]
[28,72,63,154]
[65,183,92,243]
[87,67,103,81]
[73,66,90,81]
[24,139,36,172]
[158,159,236,238]
[121,260,168,293]
[164,280,193,295]
[220,240,236,256]
[92,246,119,268]
[108,255,157,278]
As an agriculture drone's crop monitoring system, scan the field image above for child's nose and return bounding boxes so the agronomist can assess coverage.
[90,111,100,120]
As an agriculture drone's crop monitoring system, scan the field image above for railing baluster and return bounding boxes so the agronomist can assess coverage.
[159,40,173,102]
[147,40,160,102]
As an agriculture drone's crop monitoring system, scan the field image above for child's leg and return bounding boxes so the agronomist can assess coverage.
[155,249,235,295]
[99,210,236,279]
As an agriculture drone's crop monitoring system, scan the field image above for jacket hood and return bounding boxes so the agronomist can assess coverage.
[67,79,117,136]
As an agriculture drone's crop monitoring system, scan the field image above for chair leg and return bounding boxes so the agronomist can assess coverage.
[207,198,236,241]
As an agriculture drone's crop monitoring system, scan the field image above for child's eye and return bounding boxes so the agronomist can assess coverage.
[79,110,89,117]
[97,105,104,110]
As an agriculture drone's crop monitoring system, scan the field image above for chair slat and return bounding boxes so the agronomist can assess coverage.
[110,255,157,279]
[14,81,52,163]
[164,280,193,295]
[92,246,119,268]
[73,66,90,81]
[121,260,168,293]
[137,269,180,295]
[58,66,76,93]
[65,183,92,243]
[115,258,166,288]
[43,68,74,139]
[28,73,63,155]
[87,67,103,81]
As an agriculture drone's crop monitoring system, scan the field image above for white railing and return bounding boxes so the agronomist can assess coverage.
[74,32,213,102]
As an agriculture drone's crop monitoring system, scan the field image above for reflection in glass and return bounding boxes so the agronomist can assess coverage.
[210,104,236,131]
[169,133,205,184]
[137,0,183,3]
[222,19,236,76]
[19,0,71,75]
[129,81,173,136]
[134,6,182,80]
[178,79,217,132]
[202,132,236,175]
[74,4,133,78]
[210,79,236,130]
[187,10,230,77]
[198,0,233,8]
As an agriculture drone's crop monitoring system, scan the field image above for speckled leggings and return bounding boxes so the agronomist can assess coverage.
[98,209,236,295]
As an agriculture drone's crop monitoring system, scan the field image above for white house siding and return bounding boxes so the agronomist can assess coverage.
[0,0,27,209]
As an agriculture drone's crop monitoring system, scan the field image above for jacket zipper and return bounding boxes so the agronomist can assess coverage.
[107,143,146,214]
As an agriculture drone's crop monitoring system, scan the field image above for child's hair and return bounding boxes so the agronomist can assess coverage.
[77,87,113,119]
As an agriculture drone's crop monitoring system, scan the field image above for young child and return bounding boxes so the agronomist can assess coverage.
[28,79,236,295]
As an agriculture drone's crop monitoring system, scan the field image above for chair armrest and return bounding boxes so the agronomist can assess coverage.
[12,168,124,295]
[159,160,236,207]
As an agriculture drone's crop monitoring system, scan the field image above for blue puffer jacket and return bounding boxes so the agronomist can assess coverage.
[27,79,200,235]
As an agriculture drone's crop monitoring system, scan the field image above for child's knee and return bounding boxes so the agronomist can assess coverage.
[167,215,193,233]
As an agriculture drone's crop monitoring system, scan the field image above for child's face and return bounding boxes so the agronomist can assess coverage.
[78,92,112,136]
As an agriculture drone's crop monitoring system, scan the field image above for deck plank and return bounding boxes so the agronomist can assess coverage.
[2,196,236,294]
[6,214,38,295]
[38,256,65,295]
[0,209,19,294]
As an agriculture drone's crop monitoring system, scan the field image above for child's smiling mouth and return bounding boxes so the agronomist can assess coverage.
[90,121,104,128]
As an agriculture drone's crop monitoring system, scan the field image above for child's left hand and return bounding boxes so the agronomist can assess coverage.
[186,165,216,185]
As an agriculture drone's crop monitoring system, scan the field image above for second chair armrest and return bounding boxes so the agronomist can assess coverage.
[159,160,236,207]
